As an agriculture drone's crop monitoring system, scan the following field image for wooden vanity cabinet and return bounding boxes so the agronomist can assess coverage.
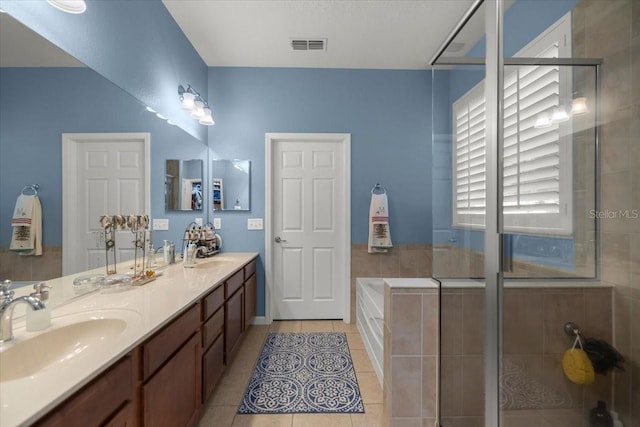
[244,265,257,328]
[34,354,136,427]
[224,286,244,363]
[141,303,201,427]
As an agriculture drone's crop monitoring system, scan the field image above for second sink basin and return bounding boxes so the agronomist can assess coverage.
[1,315,131,383]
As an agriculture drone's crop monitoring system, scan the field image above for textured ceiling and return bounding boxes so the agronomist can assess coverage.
[162,0,476,70]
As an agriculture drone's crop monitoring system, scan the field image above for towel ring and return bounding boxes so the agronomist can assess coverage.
[371,183,386,195]
[21,184,39,196]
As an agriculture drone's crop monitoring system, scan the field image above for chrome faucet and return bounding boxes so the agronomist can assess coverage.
[0,280,46,342]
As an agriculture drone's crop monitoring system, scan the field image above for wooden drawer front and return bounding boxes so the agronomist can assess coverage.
[203,306,224,350]
[202,333,225,402]
[224,270,244,298]
[62,356,133,427]
[142,303,200,380]
[244,259,256,280]
[143,332,201,427]
[203,284,224,320]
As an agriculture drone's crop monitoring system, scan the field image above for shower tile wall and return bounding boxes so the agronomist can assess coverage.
[574,0,639,425]
[440,286,612,427]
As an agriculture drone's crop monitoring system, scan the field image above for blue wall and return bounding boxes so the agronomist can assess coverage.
[0,67,207,248]
[0,0,208,141]
[207,67,434,315]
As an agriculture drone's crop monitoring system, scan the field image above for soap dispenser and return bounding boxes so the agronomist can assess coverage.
[26,282,51,331]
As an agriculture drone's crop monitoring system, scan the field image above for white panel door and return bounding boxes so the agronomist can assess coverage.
[63,133,150,275]
[270,135,349,320]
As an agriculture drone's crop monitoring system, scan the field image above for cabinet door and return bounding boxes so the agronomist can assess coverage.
[244,274,256,329]
[202,333,225,403]
[224,288,244,364]
[142,332,201,427]
[104,402,136,427]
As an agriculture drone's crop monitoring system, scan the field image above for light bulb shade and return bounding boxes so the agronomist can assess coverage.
[534,113,552,129]
[571,97,589,115]
[550,106,570,123]
[181,92,195,110]
[191,100,205,119]
[199,108,215,126]
[47,0,86,14]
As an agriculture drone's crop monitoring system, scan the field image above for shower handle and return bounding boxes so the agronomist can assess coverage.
[274,236,287,243]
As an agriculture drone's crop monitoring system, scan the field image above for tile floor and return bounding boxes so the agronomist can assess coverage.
[198,320,384,427]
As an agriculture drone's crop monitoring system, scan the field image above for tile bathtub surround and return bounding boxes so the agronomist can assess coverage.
[350,244,433,325]
[0,246,62,281]
[383,282,439,426]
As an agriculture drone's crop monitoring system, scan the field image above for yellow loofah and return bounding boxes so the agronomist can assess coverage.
[562,348,595,384]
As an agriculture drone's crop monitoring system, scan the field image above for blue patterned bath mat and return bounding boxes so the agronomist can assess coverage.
[238,332,365,414]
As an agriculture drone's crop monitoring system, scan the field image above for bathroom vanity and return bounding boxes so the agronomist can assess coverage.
[0,253,258,427]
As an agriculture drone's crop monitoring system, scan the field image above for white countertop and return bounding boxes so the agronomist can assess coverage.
[0,253,258,427]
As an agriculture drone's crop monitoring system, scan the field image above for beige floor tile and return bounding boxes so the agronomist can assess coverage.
[225,348,261,376]
[356,372,383,404]
[346,333,365,350]
[232,414,293,427]
[240,332,269,351]
[292,413,353,427]
[350,349,375,373]
[210,371,251,406]
[300,320,335,332]
[270,321,302,333]
[198,405,237,427]
[332,320,359,333]
[351,404,384,427]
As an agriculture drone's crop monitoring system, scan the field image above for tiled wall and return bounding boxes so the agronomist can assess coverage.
[0,247,62,281]
[573,0,640,425]
[383,283,438,427]
[350,244,433,323]
[440,286,613,427]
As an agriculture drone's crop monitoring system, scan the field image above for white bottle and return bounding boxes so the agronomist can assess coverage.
[26,282,51,332]
[610,410,624,427]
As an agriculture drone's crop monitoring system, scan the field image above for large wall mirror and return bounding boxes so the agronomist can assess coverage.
[165,159,203,211]
[212,159,251,211]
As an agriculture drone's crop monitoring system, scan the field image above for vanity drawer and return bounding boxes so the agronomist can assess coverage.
[244,259,256,280]
[224,270,244,298]
[142,303,200,380]
[203,284,224,320]
[202,306,224,350]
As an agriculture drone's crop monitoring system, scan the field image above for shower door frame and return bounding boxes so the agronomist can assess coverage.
[430,1,602,426]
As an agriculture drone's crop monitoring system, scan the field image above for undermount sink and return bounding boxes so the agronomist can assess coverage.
[0,318,127,383]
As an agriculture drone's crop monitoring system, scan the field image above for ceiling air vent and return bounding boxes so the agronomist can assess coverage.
[290,38,327,51]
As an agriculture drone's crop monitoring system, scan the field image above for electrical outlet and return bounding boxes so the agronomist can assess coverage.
[195,218,203,226]
[153,219,169,230]
[247,218,263,230]
[213,218,221,229]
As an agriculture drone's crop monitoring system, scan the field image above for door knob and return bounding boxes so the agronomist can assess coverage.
[274,236,287,243]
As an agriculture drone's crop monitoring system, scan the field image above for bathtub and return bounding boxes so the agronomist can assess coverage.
[356,278,385,386]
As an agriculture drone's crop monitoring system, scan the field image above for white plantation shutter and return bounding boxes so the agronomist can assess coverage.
[452,12,572,235]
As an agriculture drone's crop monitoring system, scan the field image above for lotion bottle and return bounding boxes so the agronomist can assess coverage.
[26,282,51,331]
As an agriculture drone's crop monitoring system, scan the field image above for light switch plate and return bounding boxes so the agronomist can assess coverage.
[213,218,221,230]
[247,218,263,230]
[153,219,169,230]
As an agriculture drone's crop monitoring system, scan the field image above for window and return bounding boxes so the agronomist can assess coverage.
[453,13,573,235]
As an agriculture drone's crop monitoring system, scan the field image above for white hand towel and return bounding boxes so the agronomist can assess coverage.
[10,195,42,256]
[368,193,392,253]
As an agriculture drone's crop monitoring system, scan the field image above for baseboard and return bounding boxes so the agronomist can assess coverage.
[252,316,269,325]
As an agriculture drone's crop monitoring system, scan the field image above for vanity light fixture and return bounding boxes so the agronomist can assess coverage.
[47,0,87,14]
[178,84,215,126]
[550,105,570,124]
[571,96,589,116]
[534,112,552,129]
